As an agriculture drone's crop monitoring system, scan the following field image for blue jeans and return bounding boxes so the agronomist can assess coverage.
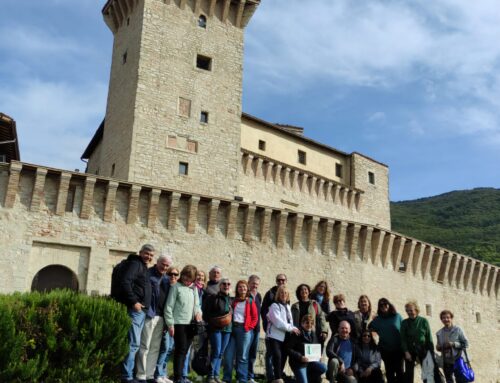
[248,329,260,380]
[156,331,174,378]
[184,345,191,377]
[223,325,252,383]
[210,331,231,377]
[122,309,146,380]
[293,361,327,383]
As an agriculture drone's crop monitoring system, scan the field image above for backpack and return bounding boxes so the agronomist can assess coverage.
[110,258,130,301]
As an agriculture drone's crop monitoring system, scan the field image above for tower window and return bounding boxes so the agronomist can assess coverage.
[196,55,212,71]
[476,312,481,323]
[111,163,116,177]
[335,163,343,178]
[200,111,209,123]
[258,140,266,151]
[0,154,6,163]
[425,304,432,317]
[368,171,375,184]
[198,15,207,28]
[122,51,127,64]
[298,150,307,165]
[179,162,189,176]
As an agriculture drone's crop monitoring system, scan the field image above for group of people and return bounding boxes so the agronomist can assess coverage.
[112,244,470,383]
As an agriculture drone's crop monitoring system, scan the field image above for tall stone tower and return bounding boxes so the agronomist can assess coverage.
[95,0,260,197]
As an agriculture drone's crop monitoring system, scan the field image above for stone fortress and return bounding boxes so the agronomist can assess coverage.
[0,0,498,380]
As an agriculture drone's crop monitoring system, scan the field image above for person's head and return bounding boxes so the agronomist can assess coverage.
[139,244,155,264]
[275,273,287,287]
[295,283,311,302]
[301,314,315,332]
[180,264,198,286]
[155,254,172,275]
[167,266,180,284]
[360,330,376,348]
[235,280,249,299]
[338,320,351,340]
[405,301,419,319]
[219,278,231,295]
[377,297,397,316]
[275,285,290,304]
[248,275,260,293]
[209,266,222,282]
[196,270,207,287]
[312,280,331,301]
[358,295,372,314]
[440,310,454,328]
[333,294,346,309]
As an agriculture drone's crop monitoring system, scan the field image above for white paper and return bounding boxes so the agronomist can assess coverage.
[304,343,322,362]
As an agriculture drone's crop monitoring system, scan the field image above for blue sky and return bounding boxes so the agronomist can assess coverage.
[1,0,499,201]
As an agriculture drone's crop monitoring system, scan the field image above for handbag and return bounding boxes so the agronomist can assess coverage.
[191,337,211,375]
[188,286,205,337]
[208,295,232,329]
[453,349,474,382]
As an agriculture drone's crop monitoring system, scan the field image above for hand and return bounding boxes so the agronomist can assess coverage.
[405,352,412,361]
[301,356,309,363]
[195,312,202,322]
[168,326,175,337]
[292,327,301,335]
[345,368,354,376]
[361,367,372,377]
[133,302,144,312]
[446,341,454,349]
[320,332,328,340]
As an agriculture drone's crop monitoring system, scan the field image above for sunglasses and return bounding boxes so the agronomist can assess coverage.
[221,282,231,286]
[168,272,179,277]
[276,279,286,282]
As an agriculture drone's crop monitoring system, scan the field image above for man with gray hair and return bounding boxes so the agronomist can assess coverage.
[205,265,222,297]
[136,254,173,383]
[112,244,155,383]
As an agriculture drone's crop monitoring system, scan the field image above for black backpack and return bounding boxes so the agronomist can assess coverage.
[110,258,130,301]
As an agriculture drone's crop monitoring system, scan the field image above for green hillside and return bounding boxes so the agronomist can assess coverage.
[390,188,500,266]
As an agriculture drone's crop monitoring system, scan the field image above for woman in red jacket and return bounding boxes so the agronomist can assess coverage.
[222,280,258,383]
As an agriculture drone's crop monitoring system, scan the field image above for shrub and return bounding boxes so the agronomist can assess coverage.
[0,290,131,383]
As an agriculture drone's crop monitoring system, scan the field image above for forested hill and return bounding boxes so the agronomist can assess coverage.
[390,188,500,266]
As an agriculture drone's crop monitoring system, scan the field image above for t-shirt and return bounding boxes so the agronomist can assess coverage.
[233,301,246,323]
[338,339,353,369]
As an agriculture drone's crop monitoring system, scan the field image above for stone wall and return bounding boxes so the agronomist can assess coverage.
[0,161,498,380]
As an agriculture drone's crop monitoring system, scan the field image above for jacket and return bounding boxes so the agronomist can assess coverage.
[266,302,295,342]
[116,254,152,310]
[401,316,433,359]
[327,309,357,338]
[353,310,374,339]
[203,292,233,332]
[287,329,321,370]
[309,292,331,314]
[164,283,201,327]
[326,335,359,368]
[147,265,170,318]
[354,344,381,374]
[435,325,468,363]
[368,313,402,353]
[291,300,329,336]
[232,296,259,332]
[261,285,279,331]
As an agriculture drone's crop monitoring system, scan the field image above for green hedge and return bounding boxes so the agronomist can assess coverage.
[0,290,131,383]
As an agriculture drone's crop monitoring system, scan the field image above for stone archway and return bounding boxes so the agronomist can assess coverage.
[31,264,79,292]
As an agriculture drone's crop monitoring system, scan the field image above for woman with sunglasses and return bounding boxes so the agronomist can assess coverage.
[368,298,403,383]
[354,331,383,383]
[204,278,233,383]
[222,280,258,383]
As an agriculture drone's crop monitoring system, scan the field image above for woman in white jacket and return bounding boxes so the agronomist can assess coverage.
[266,285,300,383]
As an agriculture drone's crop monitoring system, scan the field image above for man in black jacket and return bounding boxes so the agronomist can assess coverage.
[115,244,155,383]
[326,321,359,383]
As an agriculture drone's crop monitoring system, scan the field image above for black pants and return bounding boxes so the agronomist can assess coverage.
[173,324,194,381]
[267,338,287,380]
[381,350,404,383]
[404,359,415,383]
[359,367,384,383]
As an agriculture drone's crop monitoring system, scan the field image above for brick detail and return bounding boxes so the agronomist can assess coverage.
[226,202,239,239]
[103,181,119,222]
[322,220,334,255]
[291,214,304,250]
[441,252,452,285]
[260,208,272,244]
[413,243,424,278]
[4,162,23,208]
[80,177,97,219]
[276,211,288,249]
[167,192,181,230]
[30,168,48,212]
[348,224,361,261]
[55,173,72,215]
[186,196,200,234]
[380,234,395,268]
[335,221,348,258]
[489,268,498,297]
[243,205,256,242]
[432,249,444,282]
[422,245,435,280]
[127,185,142,224]
[147,189,162,229]
[392,236,405,271]
[361,226,374,263]
[371,230,386,266]
[473,262,484,293]
[207,199,220,236]
[404,240,417,274]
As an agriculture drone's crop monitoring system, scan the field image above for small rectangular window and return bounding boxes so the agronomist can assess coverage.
[368,171,375,184]
[178,97,192,117]
[258,140,266,151]
[111,163,116,177]
[179,162,189,175]
[0,154,7,163]
[200,111,209,123]
[335,163,343,178]
[298,150,306,165]
[196,54,212,71]
[425,304,432,317]
[475,312,481,323]
[122,51,127,64]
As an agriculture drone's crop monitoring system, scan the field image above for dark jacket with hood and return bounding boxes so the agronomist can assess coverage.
[115,254,152,310]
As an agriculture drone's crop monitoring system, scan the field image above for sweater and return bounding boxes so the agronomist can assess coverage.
[164,283,201,327]
[401,316,433,359]
[368,313,402,353]
[435,325,468,364]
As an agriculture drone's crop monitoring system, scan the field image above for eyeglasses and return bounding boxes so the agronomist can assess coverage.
[276,279,286,282]
[221,283,231,286]
[168,272,179,277]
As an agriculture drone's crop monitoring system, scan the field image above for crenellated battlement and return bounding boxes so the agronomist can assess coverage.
[2,161,497,298]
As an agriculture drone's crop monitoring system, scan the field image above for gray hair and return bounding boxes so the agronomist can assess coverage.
[158,254,173,264]
[210,265,222,273]
[140,244,155,252]
[220,277,231,285]
[248,274,260,282]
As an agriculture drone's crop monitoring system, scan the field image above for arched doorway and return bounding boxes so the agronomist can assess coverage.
[31,265,79,292]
